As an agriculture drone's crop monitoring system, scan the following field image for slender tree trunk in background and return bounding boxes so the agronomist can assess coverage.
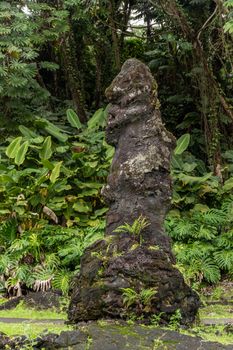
[154,0,233,171]
[62,31,87,123]
[108,0,121,70]
[146,15,152,44]
[94,48,103,109]
[119,0,132,49]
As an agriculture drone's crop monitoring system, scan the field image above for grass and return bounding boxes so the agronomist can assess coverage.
[199,304,233,319]
[0,300,67,320]
[0,322,73,338]
[184,325,233,345]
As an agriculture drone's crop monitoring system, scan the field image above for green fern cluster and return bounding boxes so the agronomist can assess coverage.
[121,287,157,311]
[166,196,233,285]
[113,215,150,244]
[0,222,105,296]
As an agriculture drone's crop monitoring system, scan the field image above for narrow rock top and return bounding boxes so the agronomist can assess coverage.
[105,58,165,146]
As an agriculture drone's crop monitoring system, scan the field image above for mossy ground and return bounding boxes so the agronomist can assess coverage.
[0,283,232,345]
[0,298,66,320]
[183,325,233,345]
[0,322,72,338]
[199,304,233,319]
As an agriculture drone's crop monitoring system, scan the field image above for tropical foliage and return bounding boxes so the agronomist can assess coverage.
[0,0,233,295]
[0,109,111,295]
[166,135,233,286]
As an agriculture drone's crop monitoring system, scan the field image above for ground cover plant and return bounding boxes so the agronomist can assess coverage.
[0,109,112,296]
[166,135,233,287]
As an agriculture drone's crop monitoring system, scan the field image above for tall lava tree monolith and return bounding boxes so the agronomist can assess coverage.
[68,59,200,324]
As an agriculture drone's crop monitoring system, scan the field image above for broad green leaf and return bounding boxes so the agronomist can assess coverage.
[105,145,115,160]
[171,155,183,169]
[6,137,22,158]
[183,162,197,173]
[50,161,62,184]
[87,108,106,129]
[40,136,52,160]
[0,174,14,183]
[0,209,11,214]
[15,141,29,166]
[85,161,98,168]
[40,61,59,71]
[94,207,108,217]
[178,172,212,185]
[32,136,44,144]
[67,109,82,129]
[73,201,91,213]
[223,177,233,192]
[45,122,68,143]
[78,188,99,197]
[192,204,209,213]
[174,134,190,155]
[41,159,54,170]
[56,146,69,153]
[19,125,37,139]
[75,181,103,189]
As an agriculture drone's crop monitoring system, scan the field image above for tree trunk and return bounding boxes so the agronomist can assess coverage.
[155,0,233,170]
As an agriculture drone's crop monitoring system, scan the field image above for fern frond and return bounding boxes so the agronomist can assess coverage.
[168,218,198,240]
[52,269,72,295]
[121,288,138,308]
[113,215,150,236]
[203,209,227,226]
[196,225,216,240]
[214,250,233,271]
[44,253,60,270]
[140,288,157,306]
[215,230,233,249]
[201,258,221,283]
[0,218,18,245]
[32,265,53,292]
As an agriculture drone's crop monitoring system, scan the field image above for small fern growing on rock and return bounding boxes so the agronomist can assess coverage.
[113,215,150,244]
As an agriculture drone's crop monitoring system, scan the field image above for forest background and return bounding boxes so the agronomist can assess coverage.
[0,0,233,297]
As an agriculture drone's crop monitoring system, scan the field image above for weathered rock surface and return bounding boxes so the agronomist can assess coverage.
[0,291,61,311]
[103,58,175,255]
[68,59,200,325]
[0,322,232,349]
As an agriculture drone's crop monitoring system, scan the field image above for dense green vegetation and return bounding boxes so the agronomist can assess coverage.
[0,0,233,298]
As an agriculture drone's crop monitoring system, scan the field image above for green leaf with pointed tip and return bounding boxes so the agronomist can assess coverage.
[174,134,190,155]
[178,172,212,185]
[15,141,29,166]
[6,137,22,159]
[45,124,68,143]
[32,136,44,144]
[171,155,183,169]
[0,175,14,183]
[40,136,52,160]
[94,207,108,217]
[87,108,106,129]
[67,109,82,129]
[73,201,91,213]
[19,125,38,139]
[222,177,233,192]
[50,161,62,184]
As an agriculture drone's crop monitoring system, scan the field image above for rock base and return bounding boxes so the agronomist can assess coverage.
[68,236,200,325]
